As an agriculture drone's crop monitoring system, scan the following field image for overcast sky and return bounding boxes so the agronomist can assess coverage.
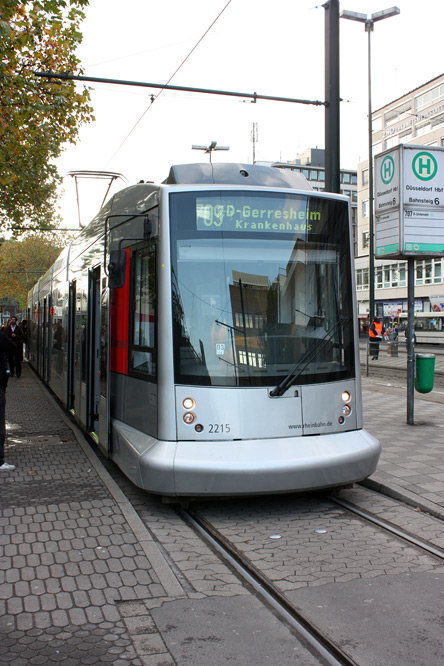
[54,0,444,226]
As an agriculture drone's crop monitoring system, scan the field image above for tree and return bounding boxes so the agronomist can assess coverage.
[0,234,67,309]
[0,1,94,232]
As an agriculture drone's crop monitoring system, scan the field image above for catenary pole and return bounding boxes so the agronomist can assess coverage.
[324,0,341,194]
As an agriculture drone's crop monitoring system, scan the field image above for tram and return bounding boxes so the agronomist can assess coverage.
[28,163,380,496]
[398,311,444,345]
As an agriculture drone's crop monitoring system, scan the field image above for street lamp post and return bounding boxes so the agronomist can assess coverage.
[340,7,400,320]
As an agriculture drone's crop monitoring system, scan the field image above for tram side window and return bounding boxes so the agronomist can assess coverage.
[129,247,156,377]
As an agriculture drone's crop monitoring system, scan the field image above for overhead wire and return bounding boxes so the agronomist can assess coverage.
[103,0,233,169]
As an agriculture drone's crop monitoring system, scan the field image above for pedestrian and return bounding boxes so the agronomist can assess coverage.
[369,316,385,360]
[5,316,24,377]
[20,319,28,359]
[0,330,17,471]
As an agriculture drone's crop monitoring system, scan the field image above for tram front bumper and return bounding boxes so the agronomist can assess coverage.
[140,428,381,497]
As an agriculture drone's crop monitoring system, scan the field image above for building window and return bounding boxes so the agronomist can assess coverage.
[385,134,401,149]
[372,116,383,132]
[399,264,406,286]
[384,101,412,127]
[373,142,383,155]
[356,268,369,291]
[362,231,369,248]
[415,83,444,113]
[376,267,383,289]
[416,123,432,138]
[362,169,369,186]
[235,312,253,328]
[413,259,441,286]
[238,351,265,367]
[362,200,369,218]
[416,262,423,285]
[432,114,444,130]
[424,260,433,284]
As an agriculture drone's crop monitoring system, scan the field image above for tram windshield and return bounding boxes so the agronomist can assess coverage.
[170,190,355,387]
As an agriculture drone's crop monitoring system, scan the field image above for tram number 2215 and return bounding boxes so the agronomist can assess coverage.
[208,423,231,433]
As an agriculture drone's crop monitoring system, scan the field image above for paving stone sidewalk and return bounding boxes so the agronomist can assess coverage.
[361,376,444,519]
[0,365,185,666]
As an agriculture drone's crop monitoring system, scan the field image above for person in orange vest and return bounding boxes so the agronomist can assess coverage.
[369,316,385,360]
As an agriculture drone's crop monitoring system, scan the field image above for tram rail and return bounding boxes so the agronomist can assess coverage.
[174,486,444,666]
[327,493,444,561]
[180,505,360,666]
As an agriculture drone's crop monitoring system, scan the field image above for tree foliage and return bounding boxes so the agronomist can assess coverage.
[0,234,67,309]
[0,1,94,232]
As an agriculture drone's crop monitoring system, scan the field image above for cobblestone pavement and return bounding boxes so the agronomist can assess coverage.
[360,375,444,519]
[0,370,177,665]
[196,495,444,590]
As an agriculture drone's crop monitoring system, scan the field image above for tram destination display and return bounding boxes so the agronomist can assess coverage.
[195,193,336,234]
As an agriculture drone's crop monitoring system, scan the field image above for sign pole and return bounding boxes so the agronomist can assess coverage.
[374,144,444,424]
[406,257,415,425]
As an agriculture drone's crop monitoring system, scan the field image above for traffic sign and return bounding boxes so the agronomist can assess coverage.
[375,144,444,258]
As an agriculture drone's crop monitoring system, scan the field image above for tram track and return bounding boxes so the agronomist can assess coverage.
[326,493,444,561]
[179,505,360,666]
[176,487,444,666]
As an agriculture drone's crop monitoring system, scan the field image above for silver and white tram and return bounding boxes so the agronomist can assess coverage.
[28,163,380,496]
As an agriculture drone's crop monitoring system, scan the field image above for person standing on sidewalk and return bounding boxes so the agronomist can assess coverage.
[369,316,385,360]
[0,331,17,471]
[5,316,24,377]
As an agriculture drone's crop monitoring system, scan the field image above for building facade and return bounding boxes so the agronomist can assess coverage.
[356,73,444,327]
[260,149,359,256]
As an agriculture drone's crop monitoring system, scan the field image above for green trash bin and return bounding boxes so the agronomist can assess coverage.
[415,354,436,393]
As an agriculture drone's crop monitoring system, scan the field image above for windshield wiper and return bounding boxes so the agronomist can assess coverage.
[269,317,349,397]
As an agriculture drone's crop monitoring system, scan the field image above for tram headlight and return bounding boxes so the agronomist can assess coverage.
[341,391,351,402]
[183,397,195,410]
[183,412,196,425]
[342,404,352,416]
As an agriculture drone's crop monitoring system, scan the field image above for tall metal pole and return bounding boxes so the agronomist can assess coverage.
[324,0,341,194]
[366,21,375,320]
[407,258,415,424]
[341,7,400,318]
